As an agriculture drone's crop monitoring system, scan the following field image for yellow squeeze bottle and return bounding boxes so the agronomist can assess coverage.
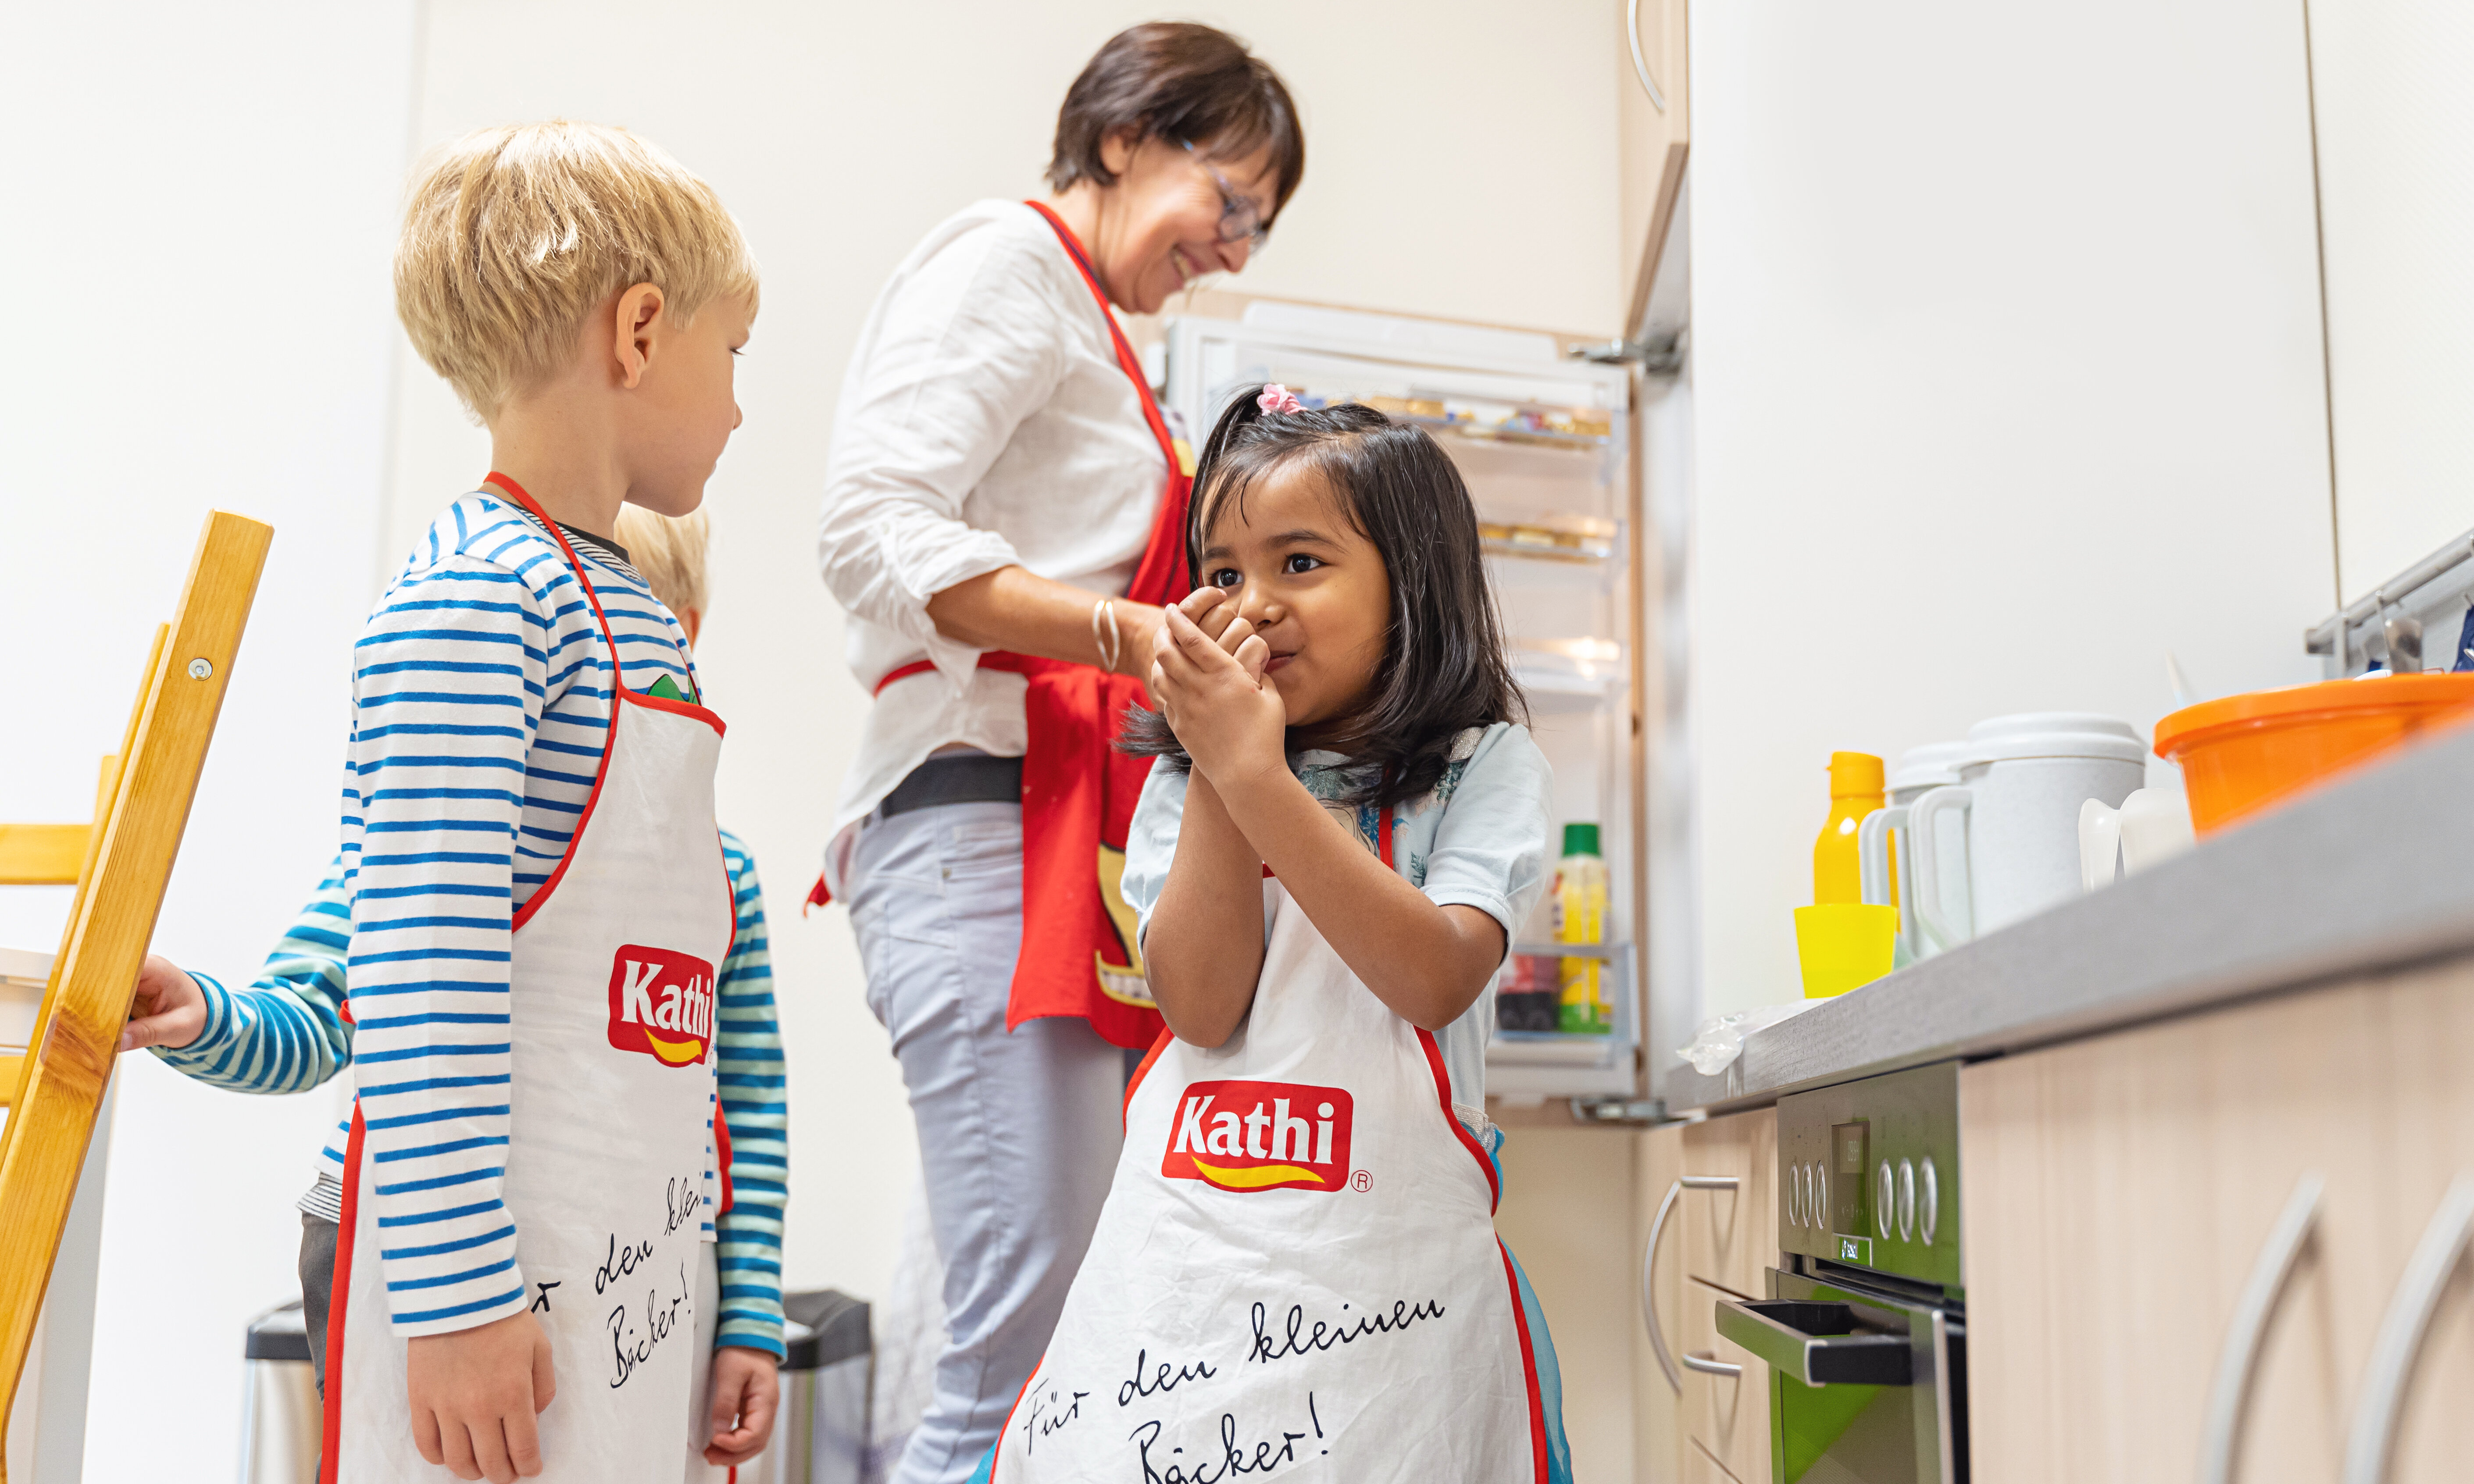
[1813,752,1885,904]
[1553,823,1610,1034]
[1795,752,1897,998]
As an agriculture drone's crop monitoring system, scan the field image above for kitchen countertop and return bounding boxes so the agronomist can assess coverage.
[1664,719,2474,1113]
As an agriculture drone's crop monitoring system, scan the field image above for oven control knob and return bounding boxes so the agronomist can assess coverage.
[1898,1159,1917,1241]
[1920,1156,1940,1246]
[1875,1161,1894,1238]
[1812,1163,1828,1228]
[1788,1162,1803,1227]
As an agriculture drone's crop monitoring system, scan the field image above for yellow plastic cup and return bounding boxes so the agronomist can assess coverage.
[1793,903,1899,998]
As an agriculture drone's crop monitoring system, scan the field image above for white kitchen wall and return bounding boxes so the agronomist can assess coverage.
[386,0,1630,1323]
[1683,3,2338,1024]
[0,3,418,1477]
[2306,0,2474,602]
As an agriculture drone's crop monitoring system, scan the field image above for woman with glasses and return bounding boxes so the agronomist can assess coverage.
[815,22,1301,1484]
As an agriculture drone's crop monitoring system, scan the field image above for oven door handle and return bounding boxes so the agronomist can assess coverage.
[1714,1297,1915,1387]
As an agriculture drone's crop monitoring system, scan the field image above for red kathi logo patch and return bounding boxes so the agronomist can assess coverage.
[606,945,716,1068]
[1161,1080,1353,1194]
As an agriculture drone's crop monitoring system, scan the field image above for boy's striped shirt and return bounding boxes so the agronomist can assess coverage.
[331,492,710,1338]
[155,834,789,1357]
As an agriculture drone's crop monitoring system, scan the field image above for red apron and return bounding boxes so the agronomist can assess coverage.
[810,201,1190,1051]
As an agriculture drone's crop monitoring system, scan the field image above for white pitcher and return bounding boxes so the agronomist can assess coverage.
[1909,714,2146,946]
[2078,787,2196,889]
[1856,740,1973,961]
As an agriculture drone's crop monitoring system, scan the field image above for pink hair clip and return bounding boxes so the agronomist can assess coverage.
[1257,383,1305,415]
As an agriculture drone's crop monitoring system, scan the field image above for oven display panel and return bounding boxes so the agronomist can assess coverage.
[1832,1120,1870,1244]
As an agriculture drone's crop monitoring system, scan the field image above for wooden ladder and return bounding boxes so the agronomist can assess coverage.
[0,512,271,1480]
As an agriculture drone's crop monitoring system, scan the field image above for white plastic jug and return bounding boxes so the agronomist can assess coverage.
[1909,714,2146,947]
[2078,787,2196,890]
[1856,741,1973,962]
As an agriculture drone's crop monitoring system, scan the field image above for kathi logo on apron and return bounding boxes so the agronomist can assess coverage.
[605,944,717,1067]
[1160,1080,1353,1195]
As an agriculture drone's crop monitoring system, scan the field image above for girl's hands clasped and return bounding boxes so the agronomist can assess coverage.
[1150,586,1285,788]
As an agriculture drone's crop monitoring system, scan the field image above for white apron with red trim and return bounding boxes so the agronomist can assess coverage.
[324,499,735,1483]
[987,814,1549,1482]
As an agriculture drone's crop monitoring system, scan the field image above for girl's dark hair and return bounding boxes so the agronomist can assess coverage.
[1047,23,1305,222]
[1120,387,1526,811]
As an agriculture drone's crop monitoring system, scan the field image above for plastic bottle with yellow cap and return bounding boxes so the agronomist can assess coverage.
[1794,752,1900,996]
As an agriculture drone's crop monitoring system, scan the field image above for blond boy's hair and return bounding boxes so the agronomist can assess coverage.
[395,120,758,416]
[615,506,710,621]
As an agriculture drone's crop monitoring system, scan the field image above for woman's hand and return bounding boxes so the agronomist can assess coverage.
[1150,588,1283,788]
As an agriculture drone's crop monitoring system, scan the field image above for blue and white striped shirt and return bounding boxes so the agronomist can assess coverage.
[318,493,738,1339]
[154,835,789,1355]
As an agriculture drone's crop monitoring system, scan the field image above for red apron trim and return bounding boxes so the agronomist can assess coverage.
[1498,1239,1553,1484]
[318,1105,368,1484]
[714,1101,735,1217]
[1120,1027,1174,1131]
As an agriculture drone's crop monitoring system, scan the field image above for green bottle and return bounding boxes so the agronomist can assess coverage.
[1553,823,1610,1034]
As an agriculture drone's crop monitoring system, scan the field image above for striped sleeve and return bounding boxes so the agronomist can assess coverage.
[150,863,353,1094]
[713,831,787,1358]
[341,526,546,1337]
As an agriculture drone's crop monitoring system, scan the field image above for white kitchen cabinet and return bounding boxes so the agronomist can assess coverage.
[1961,955,2474,1480]
[1616,0,1688,335]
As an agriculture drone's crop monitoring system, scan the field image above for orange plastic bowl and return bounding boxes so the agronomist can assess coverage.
[2153,673,2474,834]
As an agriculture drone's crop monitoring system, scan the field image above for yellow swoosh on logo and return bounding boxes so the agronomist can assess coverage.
[1190,1158,1324,1190]
[645,1031,703,1066]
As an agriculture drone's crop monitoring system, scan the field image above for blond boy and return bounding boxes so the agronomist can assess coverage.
[318,120,766,1483]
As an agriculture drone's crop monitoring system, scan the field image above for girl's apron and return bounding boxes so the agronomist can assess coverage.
[322,478,735,1483]
[986,809,1551,1481]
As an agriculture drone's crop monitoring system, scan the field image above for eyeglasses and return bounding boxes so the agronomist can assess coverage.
[1183,139,1271,250]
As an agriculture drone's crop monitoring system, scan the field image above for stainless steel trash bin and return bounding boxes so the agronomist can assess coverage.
[743,1290,871,1484]
[240,1300,321,1484]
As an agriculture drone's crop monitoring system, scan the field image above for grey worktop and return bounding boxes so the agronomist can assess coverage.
[1663,719,2474,1114]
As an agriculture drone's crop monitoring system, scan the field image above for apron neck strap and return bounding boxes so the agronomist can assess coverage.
[1377,775,1394,870]
[1022,200,1190,606]
[483,471,628,693]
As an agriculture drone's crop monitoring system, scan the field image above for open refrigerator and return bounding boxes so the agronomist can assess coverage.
[1162,304,1642,1100]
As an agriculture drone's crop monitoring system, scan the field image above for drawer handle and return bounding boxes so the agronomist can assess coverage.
[2199,1173,2323,1484]
[1681,1350,1742,1378]
[1714,1297,1913,1387]
[1642,1175,1739,1394]
[1625,0,1668,111]
[2343,1172,2474,1484]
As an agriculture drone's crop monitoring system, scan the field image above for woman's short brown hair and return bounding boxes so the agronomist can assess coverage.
[1047,23,1304,220]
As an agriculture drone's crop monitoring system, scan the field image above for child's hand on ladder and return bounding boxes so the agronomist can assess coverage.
[116,954,206,1052]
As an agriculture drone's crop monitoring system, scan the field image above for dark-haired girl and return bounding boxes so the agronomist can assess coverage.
[977,386,1571,1482]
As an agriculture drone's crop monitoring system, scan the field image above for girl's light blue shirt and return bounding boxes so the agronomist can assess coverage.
[1120,721,1555,1113]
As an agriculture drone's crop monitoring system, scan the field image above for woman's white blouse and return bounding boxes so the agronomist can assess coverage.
[819,199,1171,877]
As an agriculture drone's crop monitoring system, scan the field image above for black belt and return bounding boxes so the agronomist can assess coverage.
[879,754,1023,818]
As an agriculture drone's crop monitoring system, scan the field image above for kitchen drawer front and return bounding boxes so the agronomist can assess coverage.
[1684,1436,1743,1484]
[1681,1275,1770,1483]
[1635,1120,1686,1483]
[1681,1106,1778,1297]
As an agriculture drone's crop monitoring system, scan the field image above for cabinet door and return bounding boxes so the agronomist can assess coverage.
[1962,957,2474,1481]
[1635,1120,1685,1484]
[1682,1274,1770,1482]
[1682,1436,1743,1484]
[1617,0,1689,330]
[1681,1107,1778,1299]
